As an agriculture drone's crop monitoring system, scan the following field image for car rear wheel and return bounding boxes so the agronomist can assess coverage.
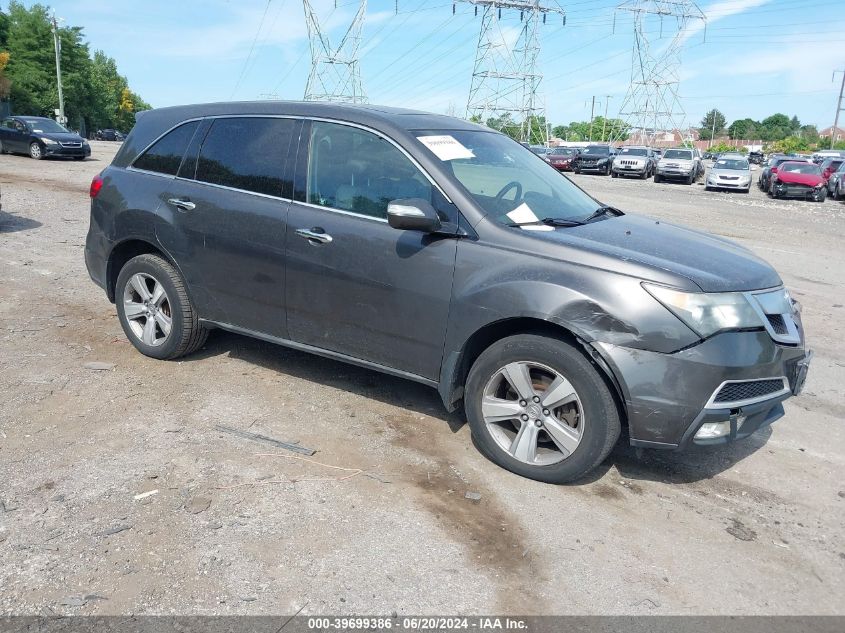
[29,142,43,160]
[465,334,621,484]
[116,254,208,360]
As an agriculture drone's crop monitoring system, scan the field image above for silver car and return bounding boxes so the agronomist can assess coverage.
[826,162,845,200]
[706,156,752,193]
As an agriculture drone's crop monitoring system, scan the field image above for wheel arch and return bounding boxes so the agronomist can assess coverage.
[438,316,628,423]
[106,238,178,303]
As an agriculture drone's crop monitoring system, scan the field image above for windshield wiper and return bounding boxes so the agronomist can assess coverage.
[581,205,624,223]
[507,216,585,228]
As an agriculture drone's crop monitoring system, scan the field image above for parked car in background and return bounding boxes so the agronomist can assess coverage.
[654,148,702,184]
[748,151,764,165]
[83,101,811,483]
[811,150,844,164]
[529,145,549,157]
[705,156,752,193]
[573,144,616,175]
[95,128,122,141]
[758,155,804,191]
[545,146,579,171]
[612,146,656,179]
[0,116,90,160]
[819,157,844,183]
[826,162,845,199]
[769,161,827,201]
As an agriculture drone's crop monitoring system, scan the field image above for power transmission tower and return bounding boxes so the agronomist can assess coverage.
[303,0,367,103]
[458,0,565,144]
[613,0,705,146]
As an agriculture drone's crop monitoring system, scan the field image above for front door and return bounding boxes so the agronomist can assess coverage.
[285,120,458,380]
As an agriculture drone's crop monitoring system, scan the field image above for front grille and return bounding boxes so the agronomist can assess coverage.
[582,159,597,166]
[720,176,739,181]
[713,379,785,404]
[620,159,640,166]
[766,314,789,335]
[60,141,82,148]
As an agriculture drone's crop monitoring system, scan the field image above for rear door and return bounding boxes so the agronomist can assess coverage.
[152,116,299,337]
[0,118,26,152]
[284,120,458,380]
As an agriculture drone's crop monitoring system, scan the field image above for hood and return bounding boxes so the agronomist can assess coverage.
[659,157,693,166]
[579,152,612,160]
[776,171,823,186]
[511,215,781,292]
[710,168,750,178]
[34,132,85,143]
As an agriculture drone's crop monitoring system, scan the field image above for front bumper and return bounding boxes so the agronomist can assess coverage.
[772,182,824,199]
[707,178,751,190]
[44,143,91,158]
[613,164,648,176]
[577,161,610,173]
[593,330,810,448]
[656,167,694,180]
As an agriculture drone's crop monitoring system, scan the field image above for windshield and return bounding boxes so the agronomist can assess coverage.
[714,159,749,170]
[548,147,576,156]
[780,162,821,175]
[620,148,647,156]
[22,118,69,134]
[583,145,610,155]
[415,130,601,225]
[663,149,692,160]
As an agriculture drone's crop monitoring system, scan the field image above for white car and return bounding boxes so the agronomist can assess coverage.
[706,156,752,193]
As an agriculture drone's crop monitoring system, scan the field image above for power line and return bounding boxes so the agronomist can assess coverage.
[231,0,273,99]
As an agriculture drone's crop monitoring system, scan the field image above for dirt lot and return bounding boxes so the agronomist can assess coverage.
[1,143,843,616]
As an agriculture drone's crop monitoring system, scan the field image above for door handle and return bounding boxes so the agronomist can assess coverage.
[167,197,196,212]
[295,228,333,244]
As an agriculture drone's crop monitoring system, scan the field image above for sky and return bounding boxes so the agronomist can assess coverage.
[12,0,845,131]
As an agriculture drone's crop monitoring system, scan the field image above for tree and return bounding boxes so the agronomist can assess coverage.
[2,2,148,133]
[699,108,726,140]
[760,113,792,141]
[727,118,759,140]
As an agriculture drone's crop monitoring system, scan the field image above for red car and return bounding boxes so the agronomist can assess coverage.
[819,157,844,183]
[769,161,827,201]
[545,146,580,172]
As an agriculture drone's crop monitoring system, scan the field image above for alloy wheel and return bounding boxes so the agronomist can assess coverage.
[481,361,584,466]
[122,272,173,347]
[29,143,42,159]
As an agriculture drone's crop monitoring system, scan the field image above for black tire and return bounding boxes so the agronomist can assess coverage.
[115,253,208,360]
[611,170,618,178]
[73,156,86,161]
[654,174,662,183]
[814,189,827,203]
[0,139,5,154]
[574,167,581,175]
[465,334,621,484]
[685,173,694,185]
[29,142,43,160]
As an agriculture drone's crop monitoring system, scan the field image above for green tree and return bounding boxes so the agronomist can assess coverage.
[766,136,811,154]
[760,113,792,141]
[727,118,759,139]
[699,108,726,140]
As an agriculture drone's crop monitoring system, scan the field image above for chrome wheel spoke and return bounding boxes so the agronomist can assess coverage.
[142,317,157,345]
[123,302,146,320]
[154,311,172,337]
[542,376,578,409]
[130,274,151,301]
[481,396,523,423]
[509,421,540,463]
[150,282,166,306]
[544,416,581,456]
[502,362,535,400]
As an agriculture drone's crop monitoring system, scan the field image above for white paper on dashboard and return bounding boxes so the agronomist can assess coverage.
[416,135,475,161]
[506,203,554,231]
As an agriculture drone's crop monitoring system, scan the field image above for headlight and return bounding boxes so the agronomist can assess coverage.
[644,284,763,338]
[40,137,58,145]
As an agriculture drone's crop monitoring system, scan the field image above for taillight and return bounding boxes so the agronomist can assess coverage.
[89,174,104,198]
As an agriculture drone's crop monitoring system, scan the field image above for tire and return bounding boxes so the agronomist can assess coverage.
[574,167,581,175]
[814,189,827,203]
[685,173,694,185]
[704,185,712,191]
[0,139,5,154]
[464,334,621,484]
[115,253,208,360]
[611,171,618,178]
[73,156,86,161]
[640,170,648,180]
[654,174,662,183]
[743,187,750,194]
[29,142,43,160]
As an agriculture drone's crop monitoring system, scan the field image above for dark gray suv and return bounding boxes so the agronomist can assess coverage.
[84,102,812,483]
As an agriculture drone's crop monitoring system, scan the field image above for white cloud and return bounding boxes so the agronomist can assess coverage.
[680,0,772,43]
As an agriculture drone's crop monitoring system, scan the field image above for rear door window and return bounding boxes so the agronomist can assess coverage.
[195,117,295,198]
[132,121,199,176]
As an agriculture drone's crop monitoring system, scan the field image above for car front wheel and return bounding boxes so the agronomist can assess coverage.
[29,142,43,160]
[116,254,208,360]
[465,334,621,484]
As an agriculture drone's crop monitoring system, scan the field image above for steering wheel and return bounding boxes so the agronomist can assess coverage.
[495,181,522,201]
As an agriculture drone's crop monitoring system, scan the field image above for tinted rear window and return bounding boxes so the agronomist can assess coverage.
[195,117,295,197]
[133,121,199,176]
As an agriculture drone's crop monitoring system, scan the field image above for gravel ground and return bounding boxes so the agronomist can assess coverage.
[0,143,843,616]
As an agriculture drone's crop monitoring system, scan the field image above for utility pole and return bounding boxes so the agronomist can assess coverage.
[588,95,596,142]
[709,110,716,149]
[601,95,612,141]
[832,70,844,150]
[50,12,65,126]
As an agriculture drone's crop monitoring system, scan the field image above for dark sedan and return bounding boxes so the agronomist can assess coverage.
[0,116,91,160]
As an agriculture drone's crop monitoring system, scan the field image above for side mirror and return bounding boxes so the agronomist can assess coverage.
[387,198,442,233]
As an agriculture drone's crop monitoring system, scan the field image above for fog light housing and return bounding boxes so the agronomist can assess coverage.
[695,421,731,439]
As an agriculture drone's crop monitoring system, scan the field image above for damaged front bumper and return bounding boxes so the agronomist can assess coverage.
[593,331,811,449]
